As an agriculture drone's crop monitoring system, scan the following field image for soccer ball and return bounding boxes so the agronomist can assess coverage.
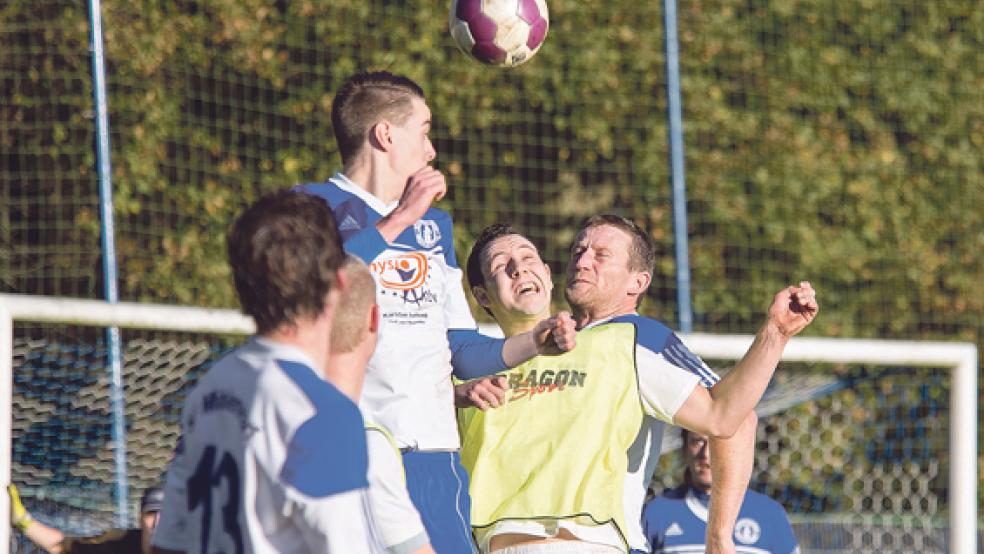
[449,0,549,67]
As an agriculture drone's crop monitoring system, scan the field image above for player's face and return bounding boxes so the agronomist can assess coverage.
[683,431,713,492]
[390,97,436,180]
[479,234,552,319]
[565,225,639,315]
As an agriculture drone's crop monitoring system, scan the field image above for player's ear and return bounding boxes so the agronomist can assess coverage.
[370,120,394,152]
[368,303,380,334]
[627,270,651,297]
[472,285,491,308]
[334,266,349,294]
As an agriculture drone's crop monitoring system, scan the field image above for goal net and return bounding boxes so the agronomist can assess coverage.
[1,295,977,553]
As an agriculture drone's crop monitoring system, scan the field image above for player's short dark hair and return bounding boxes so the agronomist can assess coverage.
[227,190,345,335]
[466,223,523,318]
[331,71,426,165]
[575,214,654,274]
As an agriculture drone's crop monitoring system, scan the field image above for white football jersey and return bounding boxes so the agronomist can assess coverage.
[153,337,384,553]
[298,175,479,450]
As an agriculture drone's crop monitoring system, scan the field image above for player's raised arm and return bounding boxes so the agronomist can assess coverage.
[672,281,818,438]
[450,312,576,381]
[376,166,446,243]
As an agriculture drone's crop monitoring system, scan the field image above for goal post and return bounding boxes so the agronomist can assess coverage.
[0,294,978,553]
[0,293,254,552]
[679,333,978,554]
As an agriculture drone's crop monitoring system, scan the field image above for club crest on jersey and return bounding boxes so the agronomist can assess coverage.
[734,518,761,545]
[413,219,441,248]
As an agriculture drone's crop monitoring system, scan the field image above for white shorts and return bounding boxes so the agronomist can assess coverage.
[365,427,430,553]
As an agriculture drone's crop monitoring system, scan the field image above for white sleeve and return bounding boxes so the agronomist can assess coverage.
[365,429,430,553]
[152,406,194,550]
[289,488,387,553]
[636,335,720,423]
[444,264,478,331]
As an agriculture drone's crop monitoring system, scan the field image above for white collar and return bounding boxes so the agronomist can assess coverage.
[685,487,709,523]
[581,311,639,330]
[331,172,398,216]
[253,336,321,377]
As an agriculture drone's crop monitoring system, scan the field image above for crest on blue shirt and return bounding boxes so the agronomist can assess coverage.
[734,517,762,545]
[414,219,441,248]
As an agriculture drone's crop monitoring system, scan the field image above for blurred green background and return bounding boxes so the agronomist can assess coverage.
[1,0,981,536]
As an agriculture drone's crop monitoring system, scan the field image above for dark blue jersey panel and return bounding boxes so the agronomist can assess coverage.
[275,359,369,497]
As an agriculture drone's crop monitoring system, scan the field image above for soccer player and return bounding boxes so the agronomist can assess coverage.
[639,429,800,554]
[455,218,817,554]
[9,484,163,554]
[152,191,383,553]
[297,71,574,553]
[327,256,435,554]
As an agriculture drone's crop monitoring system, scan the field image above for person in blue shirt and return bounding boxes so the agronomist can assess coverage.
[639,428,800,554]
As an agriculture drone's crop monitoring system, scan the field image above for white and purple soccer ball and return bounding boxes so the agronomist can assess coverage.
[449,0,549,67]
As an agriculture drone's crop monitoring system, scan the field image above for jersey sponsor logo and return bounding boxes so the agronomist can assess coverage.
[413,219,441,248]
[665,522,684,536]
[734,517,762,545]
[371,252,429,291]
[505,368,587,401]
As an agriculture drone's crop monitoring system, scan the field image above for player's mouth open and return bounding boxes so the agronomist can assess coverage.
[516,282,539,295]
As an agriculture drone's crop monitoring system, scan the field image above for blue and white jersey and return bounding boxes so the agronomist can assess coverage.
[153,338,383,553]
[487,315,719,552]
[640,484,800,554]
[608,314,720,552]
[298,174,480,450]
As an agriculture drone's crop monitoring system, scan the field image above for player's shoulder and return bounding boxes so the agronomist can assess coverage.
[278,360,369,497]
[421,206,454,227]
[608,313,675,352]
[643,484,688,519]
[646,483,688,507]
[745,488,790,515]
[661,482,690,500]
[294,180,351,207]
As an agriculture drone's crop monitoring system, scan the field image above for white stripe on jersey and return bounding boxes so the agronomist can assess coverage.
[662,340,719,388]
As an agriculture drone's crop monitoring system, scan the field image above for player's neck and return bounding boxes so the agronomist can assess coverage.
[499,312,547,338]
[324,351,366,402]
[344,155,404,205]
[264,318,332,380]
[572,304,634,329]
[491,303,551,337]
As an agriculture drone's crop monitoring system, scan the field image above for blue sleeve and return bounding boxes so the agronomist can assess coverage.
[640,498,666,552]
[448,329,508,379]
[343,226,389,264]
[769,501,800,553]
[276,361,369,497]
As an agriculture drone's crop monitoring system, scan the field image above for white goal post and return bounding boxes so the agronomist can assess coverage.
[0,293,977,553]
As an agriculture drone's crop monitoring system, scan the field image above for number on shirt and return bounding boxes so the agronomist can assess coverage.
[188,445,244,554]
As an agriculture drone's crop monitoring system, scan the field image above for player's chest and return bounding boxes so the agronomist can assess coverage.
[369,248,451,313]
